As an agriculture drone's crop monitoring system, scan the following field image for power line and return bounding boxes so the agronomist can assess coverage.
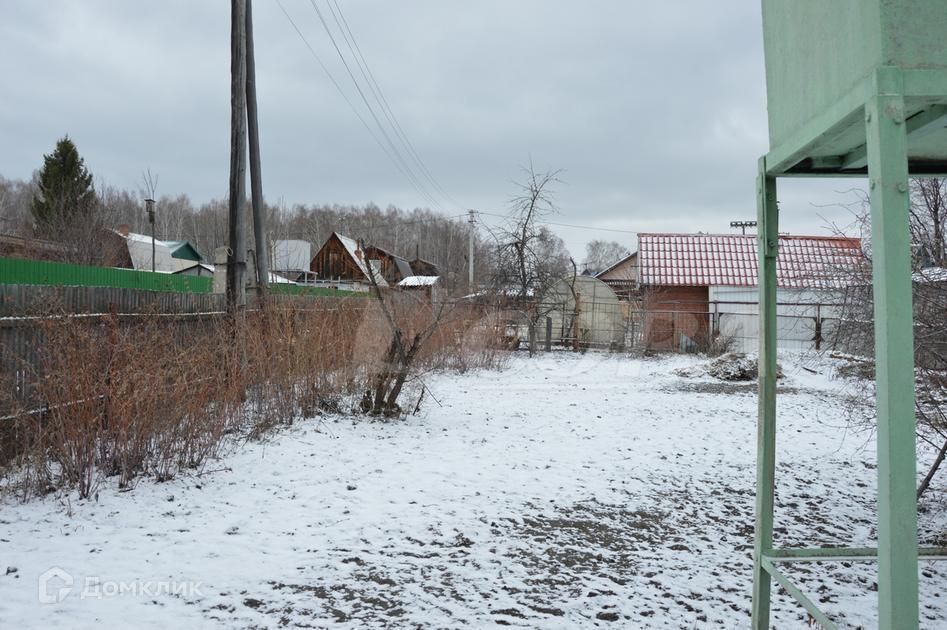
[274,0,442,211]
[327,0,464,211]
[304,0,445,212]
[158,213,471,242]
[475,210,638,235]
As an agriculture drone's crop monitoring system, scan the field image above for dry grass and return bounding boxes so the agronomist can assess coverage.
[0,295,506,500]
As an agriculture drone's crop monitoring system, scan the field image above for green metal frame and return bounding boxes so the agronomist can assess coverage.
[752,65,947,629]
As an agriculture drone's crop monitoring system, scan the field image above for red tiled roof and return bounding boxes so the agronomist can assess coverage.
[638,233,864,289]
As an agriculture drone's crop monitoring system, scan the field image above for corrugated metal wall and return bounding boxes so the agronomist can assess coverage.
[0,257,212,293]
[708,286,843,352]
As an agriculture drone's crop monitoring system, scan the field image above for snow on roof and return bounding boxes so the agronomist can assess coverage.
[112,229,176,272]
[398,275,439,287]
[121,230,157,245]
[172,262,215,274]
[331,232,388,287]
[913,267,947,283]
[638,233,864,289]
[268,271,293,284]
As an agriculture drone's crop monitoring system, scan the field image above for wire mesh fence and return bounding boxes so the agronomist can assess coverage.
[508,298,844,354]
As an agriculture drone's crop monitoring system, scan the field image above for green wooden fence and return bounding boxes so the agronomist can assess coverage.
[0,257,367,298]
[0,257,212,293]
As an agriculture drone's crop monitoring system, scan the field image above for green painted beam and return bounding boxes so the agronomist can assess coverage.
[904,68,947,99]
[763,557,838,630]
[843,104,947,169]
[760,556,840,630]
[866,67,920,630]
[764,78,871,175]
[752,158,779,630]
[765,547,947,563]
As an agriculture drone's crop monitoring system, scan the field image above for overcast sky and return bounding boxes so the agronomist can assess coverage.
[0,1,866,257]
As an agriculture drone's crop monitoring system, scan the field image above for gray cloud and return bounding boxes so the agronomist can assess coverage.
[0,1,866,257]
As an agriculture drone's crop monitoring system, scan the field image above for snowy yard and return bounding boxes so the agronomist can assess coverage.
[3,352,946,628]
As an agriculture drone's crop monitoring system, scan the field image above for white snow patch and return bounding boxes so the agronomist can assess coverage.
[2,352,945,628]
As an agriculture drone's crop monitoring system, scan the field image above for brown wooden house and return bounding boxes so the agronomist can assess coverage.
[362,245,414,284]
[309,232,386,286]
[0,233,71,262]
[409,257,439,277]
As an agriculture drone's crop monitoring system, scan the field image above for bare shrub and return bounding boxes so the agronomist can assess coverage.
[0,293,506,500]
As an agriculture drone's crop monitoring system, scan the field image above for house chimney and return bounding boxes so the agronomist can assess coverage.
[117,224,130,237]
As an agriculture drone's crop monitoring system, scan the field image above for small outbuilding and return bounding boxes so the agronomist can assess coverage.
[543,276,626,348]
[636,232,865,351]
[594,251,638,299]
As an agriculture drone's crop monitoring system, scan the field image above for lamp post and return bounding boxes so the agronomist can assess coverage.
[730,220,757,235]
[145,198,156,273]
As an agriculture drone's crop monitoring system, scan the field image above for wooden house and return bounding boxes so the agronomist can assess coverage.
[362,245,413,284]
[309,232,388,287]
[0,233,71,262]
[409,257,439,277]
[594,252,638,299]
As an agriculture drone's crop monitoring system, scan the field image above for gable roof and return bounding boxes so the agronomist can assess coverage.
[111,229,176,272]
[637,233,864,289]
[327,232,388,287]
[593,251,637,279]
[163,240,203,262]
[172,262,215,275]
[367,245,413,279]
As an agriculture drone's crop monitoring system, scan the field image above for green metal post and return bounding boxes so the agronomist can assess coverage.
[752,157,778,629]
[865,68,919,630]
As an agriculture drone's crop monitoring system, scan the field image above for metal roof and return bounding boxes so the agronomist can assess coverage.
[331,232,388,287]
[398,275,439,287]
[638,233,864,289]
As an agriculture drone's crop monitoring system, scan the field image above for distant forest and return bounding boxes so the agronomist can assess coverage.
[0,172,500,292]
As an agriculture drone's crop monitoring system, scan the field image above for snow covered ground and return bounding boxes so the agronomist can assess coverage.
[2,351,946,628]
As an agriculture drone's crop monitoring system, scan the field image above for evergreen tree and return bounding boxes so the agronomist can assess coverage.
[31,136,96,237]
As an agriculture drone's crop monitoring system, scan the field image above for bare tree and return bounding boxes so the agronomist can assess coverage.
[487,163,571,354]
[2,167,493,290]
[910,178,947,267]
[583,239,631,275]
[360,252,453,418]
[828,179,947,499]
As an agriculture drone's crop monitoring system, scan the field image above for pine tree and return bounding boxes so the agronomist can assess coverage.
[31,136,96,237]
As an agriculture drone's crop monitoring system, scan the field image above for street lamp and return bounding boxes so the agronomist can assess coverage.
[145,198,156,273]
[730,220,757,235]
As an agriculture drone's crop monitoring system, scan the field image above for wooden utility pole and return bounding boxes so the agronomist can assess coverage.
[467,209,475,292]
[245,0,269,293]
[145,198,156,273]
[227,0,248,310]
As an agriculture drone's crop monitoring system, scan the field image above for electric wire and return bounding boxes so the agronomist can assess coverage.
[474,211,638,235]
[304,0,445,212]
[327,0,464,210]
[274,0,443,212]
